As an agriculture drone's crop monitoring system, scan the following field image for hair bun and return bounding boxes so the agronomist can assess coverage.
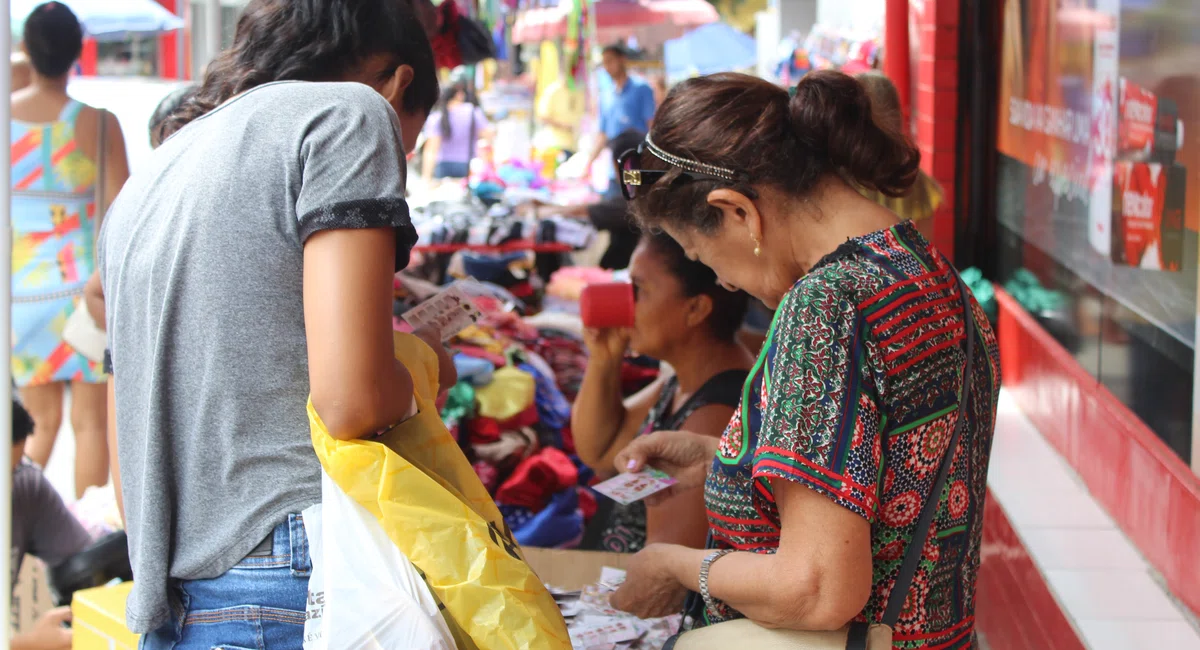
[789,70,920,197]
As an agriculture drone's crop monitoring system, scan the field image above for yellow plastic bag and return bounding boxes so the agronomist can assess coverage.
[308,332,571,650]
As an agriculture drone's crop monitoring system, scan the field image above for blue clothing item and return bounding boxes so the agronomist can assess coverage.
[433,161,470,179]
[455,354,496,387]
[139,515,310,650]
[513,489,583,548]
[518,362,571,432]
[598,75,656,141]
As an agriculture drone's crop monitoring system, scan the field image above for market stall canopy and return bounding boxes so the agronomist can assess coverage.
[664,22,755,81]
[11,0,184,42]
[512,0,718,47]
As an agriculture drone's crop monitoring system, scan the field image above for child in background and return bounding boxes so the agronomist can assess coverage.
[856,71,944,239]
[11,399,93,650]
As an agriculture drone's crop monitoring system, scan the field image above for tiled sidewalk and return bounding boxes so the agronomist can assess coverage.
[988,391,1200,649]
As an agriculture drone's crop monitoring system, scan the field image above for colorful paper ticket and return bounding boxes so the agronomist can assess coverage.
[592,468,677,506]
[568,617,641,648]
[402,284,483,341]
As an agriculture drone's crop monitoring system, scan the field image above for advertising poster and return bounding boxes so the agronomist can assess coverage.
[996,0,1199,345]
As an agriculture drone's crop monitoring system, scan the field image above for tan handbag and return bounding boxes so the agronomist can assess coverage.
[63,108,108,362]
[666,275,979,650]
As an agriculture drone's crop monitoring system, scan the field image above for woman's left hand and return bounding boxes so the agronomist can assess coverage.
[610,544,689,619]
[413,327,458,395]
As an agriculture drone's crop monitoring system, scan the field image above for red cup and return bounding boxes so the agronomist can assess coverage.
[580,282,635,329]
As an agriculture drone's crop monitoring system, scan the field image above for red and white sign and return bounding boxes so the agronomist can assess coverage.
[1114,162,1166,269]
[1118,78,1158,157]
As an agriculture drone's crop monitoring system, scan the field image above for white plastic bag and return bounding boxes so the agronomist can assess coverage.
[302,470,458,650]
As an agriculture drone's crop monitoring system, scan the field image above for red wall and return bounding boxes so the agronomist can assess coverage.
[908,0,959,258]
[996,288,1200,617]
[155,0,190,80]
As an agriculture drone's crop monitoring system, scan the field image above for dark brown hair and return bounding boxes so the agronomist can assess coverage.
[23,2,83,78]
[856,71,904,133]
[629,70,920,234]
[157,0,439,143]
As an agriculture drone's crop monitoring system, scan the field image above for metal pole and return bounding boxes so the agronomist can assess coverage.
[177,4,187,81]
[1,0,16,645]
[205,0,222,71]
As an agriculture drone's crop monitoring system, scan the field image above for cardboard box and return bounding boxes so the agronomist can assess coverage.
[11,556,54,638]
[523,547,632,591]
[71,582,139,650]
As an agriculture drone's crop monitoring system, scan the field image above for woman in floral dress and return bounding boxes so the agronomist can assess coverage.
[606,70,1000,649]
[10,2,129,496]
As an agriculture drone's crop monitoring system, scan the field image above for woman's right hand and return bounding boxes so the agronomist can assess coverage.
[614,430,719,505]
[583,327,630,361]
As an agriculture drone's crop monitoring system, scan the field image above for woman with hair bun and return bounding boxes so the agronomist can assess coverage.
[606,70,1000,646]
[855,71,945,236]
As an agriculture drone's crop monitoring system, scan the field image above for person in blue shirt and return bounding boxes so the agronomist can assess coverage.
[587,45,657,197]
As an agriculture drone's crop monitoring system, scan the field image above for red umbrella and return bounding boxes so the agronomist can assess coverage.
[512,0,717,44]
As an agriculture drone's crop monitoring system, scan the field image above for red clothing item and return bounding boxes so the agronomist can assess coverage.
[466,417,503,445]
[495,448,578,511]
[473,461,500,493]
[501,404,539,430]
[431,0,462,70]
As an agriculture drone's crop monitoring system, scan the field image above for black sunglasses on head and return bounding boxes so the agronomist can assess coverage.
[614,140,747,201]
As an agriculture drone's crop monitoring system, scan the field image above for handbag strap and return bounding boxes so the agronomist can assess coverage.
[94,107,108,246]
[880,273,978,628]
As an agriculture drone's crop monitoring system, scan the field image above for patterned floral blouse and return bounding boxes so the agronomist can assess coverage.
[699,222,1000,649]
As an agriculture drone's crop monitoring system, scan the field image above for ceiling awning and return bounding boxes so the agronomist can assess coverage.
[512,0,718,45]
[11,0,184,42]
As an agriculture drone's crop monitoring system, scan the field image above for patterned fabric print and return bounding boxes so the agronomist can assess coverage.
[702,222,1000,649]
[10,100,105,386]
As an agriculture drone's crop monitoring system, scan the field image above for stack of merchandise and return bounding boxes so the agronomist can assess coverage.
[411,199,596,251]
[802,25,880,73]
[398,286,659,549]
[549,567,682,650]
[544,266,621,313]
[407,198,598,297]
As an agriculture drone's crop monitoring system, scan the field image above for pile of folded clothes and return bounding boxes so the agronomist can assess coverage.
[410,290,658,549]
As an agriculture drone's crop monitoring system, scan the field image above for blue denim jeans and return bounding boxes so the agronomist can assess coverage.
[433,161,470,179]
[140,514,311,650]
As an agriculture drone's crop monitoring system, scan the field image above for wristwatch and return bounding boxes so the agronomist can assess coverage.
[699,549,735,616]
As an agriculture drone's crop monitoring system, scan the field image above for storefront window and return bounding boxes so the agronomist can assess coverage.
[994,0,1200,462]
[97,39,161,77]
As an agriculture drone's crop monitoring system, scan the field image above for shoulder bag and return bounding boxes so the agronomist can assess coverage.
[665,274,979,650]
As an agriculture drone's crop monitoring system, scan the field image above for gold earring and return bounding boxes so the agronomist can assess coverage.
[753,238,762,257]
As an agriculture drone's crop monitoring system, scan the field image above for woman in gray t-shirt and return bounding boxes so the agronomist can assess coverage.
[97,1,444,647]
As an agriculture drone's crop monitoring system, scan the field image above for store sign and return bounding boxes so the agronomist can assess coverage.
[998,0,1193,274]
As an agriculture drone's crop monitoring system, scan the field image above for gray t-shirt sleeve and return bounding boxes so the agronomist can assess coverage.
[294,86,418,263]
[12,463,92,569]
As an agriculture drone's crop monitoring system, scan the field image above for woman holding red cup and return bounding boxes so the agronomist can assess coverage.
[572,232,753,553]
